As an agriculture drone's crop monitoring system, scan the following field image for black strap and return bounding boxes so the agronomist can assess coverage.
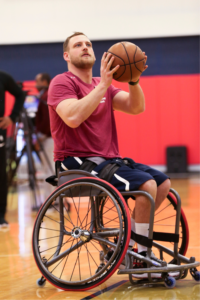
[153,232,179,243]
[79,160,97,173]
[131,231,153,248]
[98,163,120,182]
[131,231,179,248]
[123,157,135,165]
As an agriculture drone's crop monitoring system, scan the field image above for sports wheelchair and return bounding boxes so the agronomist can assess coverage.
[32,164,200,291]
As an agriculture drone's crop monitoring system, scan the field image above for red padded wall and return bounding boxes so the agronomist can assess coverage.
[113,74,200,165]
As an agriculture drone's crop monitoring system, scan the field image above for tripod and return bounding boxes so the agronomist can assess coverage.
[6,107,54,211]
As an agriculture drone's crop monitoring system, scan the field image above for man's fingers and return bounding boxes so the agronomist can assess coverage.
[101,52,107,61]
[110,64,120,74]
[104,52,112,61]
[106,56,115,70]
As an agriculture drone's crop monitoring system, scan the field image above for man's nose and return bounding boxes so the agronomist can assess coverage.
[83,44,89,50]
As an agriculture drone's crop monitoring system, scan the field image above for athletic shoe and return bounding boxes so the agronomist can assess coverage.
[131,251,180,279]
[104,246,136,270]
[105,248,179,278]
[0,217,9,228]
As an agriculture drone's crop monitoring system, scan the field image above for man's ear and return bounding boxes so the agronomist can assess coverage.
[63,52,70,62]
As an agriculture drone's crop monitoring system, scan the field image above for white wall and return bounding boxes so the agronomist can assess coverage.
[0,0,199,45]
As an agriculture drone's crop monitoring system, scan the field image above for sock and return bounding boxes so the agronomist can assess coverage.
[135,223,149,253]
[129,218,136,247]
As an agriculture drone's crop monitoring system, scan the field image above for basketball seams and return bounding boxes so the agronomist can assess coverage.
[107,51,126,65]
[134,62,143,73]
[107,50,127,80]
[133,47,137,63]
[107,51,145,66]
[121,42,132,82]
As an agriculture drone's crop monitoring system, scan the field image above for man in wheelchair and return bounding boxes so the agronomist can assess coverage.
[47,32,176,279]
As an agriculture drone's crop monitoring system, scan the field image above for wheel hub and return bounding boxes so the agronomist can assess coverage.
[71,227,90,242]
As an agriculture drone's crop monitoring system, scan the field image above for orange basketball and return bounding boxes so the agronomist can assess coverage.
[108,42,145,82]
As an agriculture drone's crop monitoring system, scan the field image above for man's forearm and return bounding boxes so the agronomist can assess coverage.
[63,83,108,128]
[128,83,145,114]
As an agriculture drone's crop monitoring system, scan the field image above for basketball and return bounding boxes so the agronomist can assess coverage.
[108,42,146,82]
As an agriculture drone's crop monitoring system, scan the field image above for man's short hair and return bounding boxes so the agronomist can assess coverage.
[63,32,87,53]
[40,73,51,85]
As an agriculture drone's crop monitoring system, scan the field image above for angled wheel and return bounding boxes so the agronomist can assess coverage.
[124,190,189,264]
[32,177,131,291]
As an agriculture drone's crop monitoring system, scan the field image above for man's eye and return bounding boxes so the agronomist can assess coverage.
[75,44,81,47]
[87,44,91,47]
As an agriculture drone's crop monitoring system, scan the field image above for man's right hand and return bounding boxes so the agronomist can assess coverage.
[100,52,119,89]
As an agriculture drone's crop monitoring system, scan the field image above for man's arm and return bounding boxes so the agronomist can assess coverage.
[112,52,148,115]
[56,53,119,128]
[0,72,25,129]
[112,84,145,115]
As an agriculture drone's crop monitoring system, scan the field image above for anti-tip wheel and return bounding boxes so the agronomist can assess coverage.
[193,271,200,282]
[36,278,46,287]
[164,276,176,289]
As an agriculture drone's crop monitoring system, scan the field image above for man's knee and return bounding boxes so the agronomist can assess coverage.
[139,179,157,199]
[161,178,171,191]
[157,178,171,196]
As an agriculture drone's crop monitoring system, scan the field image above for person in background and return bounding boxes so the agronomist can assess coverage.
[0,70,25,228]
[35,73,55,199]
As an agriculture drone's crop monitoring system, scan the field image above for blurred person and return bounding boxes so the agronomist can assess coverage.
[0,70,25,228]
[35,73,55,199]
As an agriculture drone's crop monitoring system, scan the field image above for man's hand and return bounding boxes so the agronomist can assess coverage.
[0,116,13,129]
[132,52,148,82]
[100,52,119,89]
[142,52,148,72]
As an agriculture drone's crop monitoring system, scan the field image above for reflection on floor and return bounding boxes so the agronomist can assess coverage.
[0,175,200,300]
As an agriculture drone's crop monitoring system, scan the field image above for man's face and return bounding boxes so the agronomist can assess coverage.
[35,74,48,92]
[65,35,96,69]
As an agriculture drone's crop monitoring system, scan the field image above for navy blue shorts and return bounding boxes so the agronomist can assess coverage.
[60,157,169,192]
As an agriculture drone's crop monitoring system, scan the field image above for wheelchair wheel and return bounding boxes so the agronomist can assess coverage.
[124,191,189,264]
[32,177,131,291]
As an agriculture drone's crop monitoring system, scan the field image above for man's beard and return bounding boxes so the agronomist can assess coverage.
[70,56,95,69]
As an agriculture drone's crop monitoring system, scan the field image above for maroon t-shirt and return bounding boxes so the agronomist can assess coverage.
[48,71,122,161]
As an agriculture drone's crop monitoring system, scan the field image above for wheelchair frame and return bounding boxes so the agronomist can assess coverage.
[32,170,200,290]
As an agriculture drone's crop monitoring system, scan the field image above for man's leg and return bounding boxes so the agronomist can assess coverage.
[131,179,171,252]
[132,179,157,253]
[155,179,171,211]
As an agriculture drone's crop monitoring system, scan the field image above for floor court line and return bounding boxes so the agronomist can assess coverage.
[80,280,128,300]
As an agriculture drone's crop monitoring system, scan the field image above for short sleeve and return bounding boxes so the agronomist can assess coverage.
[109,84,122,99]
[48,74,78,110]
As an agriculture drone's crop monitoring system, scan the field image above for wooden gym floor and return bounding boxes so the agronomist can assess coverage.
[0,175,200,300]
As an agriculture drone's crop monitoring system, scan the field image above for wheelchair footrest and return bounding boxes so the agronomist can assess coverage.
[117,261,200,275]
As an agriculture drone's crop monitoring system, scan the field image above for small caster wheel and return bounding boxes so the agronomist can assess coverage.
[193,271,200,282]
[95,263,105,274]
[36,278,46,287]
[164,276,176,289]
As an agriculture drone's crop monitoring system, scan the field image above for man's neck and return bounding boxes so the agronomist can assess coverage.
[68,65,93,84]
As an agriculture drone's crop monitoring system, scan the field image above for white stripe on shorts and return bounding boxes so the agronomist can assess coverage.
[61,163,68,171]
[74,157,83,165]
[114,173,130,191]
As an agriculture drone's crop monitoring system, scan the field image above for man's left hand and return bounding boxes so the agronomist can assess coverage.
[0,116,13,129]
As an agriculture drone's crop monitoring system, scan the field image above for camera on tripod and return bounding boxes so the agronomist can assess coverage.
[6,82,54,211]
